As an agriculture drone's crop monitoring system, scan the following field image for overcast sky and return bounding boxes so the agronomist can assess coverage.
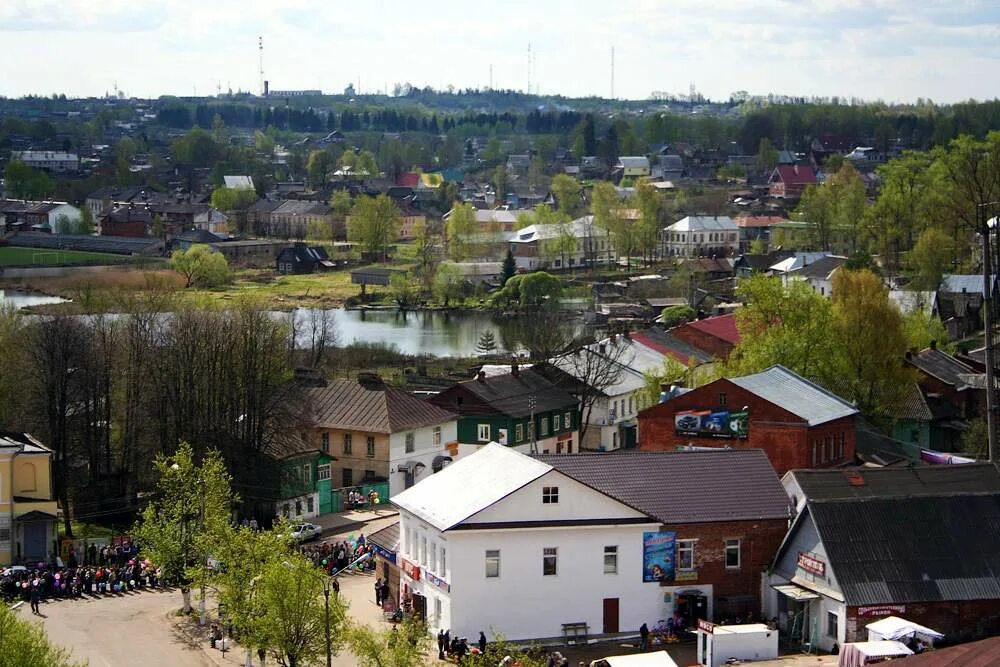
[2,0,999,103]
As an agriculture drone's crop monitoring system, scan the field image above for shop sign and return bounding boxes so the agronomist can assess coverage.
[675,570,699,582]
[797,552,825,576]
[557,431,573,442]
[675,410,749,439]
[697,619,715,634]
[643,531,676,582]
[371,543,396,565]
[425,571,450,592]
[400,558,421,581]
[858,605,906,618]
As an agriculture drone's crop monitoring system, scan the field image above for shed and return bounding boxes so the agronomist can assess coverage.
[837,640,913,666]
[695,622,779,667]
[590,651,678,667]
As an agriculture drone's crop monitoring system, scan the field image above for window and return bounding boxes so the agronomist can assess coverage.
[629,396,634,414]
[433,426,442,445]
[542,486,559,504]
[321,432,329,453]
[477,424,491,442]
[485,550,500,578]
[811,441,818,466]
[302,465,311,485]
[543,547,558,575]
[420,536,427,565]
[718,393,727,406]
[604,546,618,574]
[317,464,331,481]
[307,496,314,513]
[725,539,741,569]
[295,500,302,515]
[343,433,353,454]
[366,436,375,458]
[564,412,572,428]
[431,542,438,572]
[515,423,524,442]
[441,547,447,576]
[554,414,561,431]
[342,468,353,487]
[405,432,415,453]
[540,417,549,436]
[827,611,839,638]
[364,469,375,481]
[678,539,696,570]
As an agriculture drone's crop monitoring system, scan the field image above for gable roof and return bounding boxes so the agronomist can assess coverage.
[786,463,1000,502]
[438,368,577,418]
[771,164,818,186]
[665,215,737,232]
[631,329,713,365]
[807,495,1000,605]
[681,314,741,346]
[795,255,847,280]
[730,365,858,426]
[906,347,981,389]
[940,274,993,296]
[367,519,400,552]
[536,449,789,524]
[305,379,457,434]
[617,156,650,170]
[392,442,553,531]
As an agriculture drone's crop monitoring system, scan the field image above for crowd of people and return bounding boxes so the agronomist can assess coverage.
[298,532,374,575]
[1,558,163,611]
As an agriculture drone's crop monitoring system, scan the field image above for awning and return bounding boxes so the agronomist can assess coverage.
[838,641,913,667]
[772,584,820,601]
[866,616,944,642]
[16,510,58,522]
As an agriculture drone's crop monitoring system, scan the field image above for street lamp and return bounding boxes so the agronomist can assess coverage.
[283,560,337,667]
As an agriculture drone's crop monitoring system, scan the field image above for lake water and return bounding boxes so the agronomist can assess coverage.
[0,290,68,309]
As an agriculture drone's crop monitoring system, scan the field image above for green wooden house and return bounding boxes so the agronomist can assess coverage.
[278,448,334,520]
[430,365,581,454]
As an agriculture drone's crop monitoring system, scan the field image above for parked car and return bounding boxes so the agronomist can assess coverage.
[290,523,322,542]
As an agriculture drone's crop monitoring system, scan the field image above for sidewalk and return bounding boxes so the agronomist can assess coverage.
[314,507,398,535]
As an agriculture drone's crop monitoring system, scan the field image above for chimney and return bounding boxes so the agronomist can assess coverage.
[293,367,327,387]
[477,370,486,382]
[357,371,385,390]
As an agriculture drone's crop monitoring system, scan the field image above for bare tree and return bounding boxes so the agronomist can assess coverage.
[550,335,631,444]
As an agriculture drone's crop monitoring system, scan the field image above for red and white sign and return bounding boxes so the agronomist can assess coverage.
[697,619,716,634]
[857,605,906,618]
[400,558,421,581]
[797,552,825,576]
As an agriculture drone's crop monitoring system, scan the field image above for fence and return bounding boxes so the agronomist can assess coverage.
[329,481,390,514]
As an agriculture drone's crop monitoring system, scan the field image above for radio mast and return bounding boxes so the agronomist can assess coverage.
[258,36,264,96]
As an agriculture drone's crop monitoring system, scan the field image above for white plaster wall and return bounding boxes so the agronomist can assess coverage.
[387,420,458,496]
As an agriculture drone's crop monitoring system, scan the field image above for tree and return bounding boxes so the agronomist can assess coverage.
[909,227,954,291]
[637,355,690,410]
[0,304,25,429]
[500,249,517,286]
[170,244,231,288]
[132,442,236,617]
[445,202,478,261]
[411,219,436,288]
[432,263,464,307]
[633,180,662,265]
[4,160,54,199]
[550,173,582,217]
[591,180,620,265]
[552,339,630,443]
[661,304,695,327]
[348,195,402,260]
[307,150,335,188]
[329,190,353,217]
[492,165,508,204]
[171,127,219,168]
[210,186,258,234]
[76,206,95,235]
[757,137,780,172]
[476,330,498,355]
[389,273,419,309]
[347,618,430,667]
[902,308,950,352]
[0,603,84,667]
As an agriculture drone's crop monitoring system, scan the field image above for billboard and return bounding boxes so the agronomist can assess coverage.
[674,409,748,439]
[643,531,676,583]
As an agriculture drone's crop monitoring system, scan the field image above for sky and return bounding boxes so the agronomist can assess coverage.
[2,0,999,103]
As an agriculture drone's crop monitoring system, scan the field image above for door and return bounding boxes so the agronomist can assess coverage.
[602,597,619,633]
[22,522,47,562]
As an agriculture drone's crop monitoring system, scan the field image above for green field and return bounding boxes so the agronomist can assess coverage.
[0,246,135,267]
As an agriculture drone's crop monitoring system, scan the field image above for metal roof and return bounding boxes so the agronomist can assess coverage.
[906,347,980,389]
[664,215,737,232]
[940,274,994,296]
[536,449,790,524]
[786,463,1000,502]
[305,379,457,434]
[730,365,858,426]
[392,442,553,531]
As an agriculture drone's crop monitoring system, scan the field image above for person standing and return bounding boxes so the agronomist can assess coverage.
[478,631,487,654]
[29,582,41,615]
[639,622,650,650]
[437,629,446,660]
[374,577,383,606]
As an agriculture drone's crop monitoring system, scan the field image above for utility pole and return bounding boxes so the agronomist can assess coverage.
[529,394,537,454]
[199,476,207,626]
[981,201,1000,462]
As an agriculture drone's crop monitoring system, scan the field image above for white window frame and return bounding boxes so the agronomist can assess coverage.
[430,542,438,573]
[553,414,561,431]
[725,538,741,569]
[543,547,558,576]
[405,432,415,453]
[542,486,559,504]
[302,464,311,485]
[515,423,523,442]
[433,426,442,445]
[564,411,572,428]
[678,539,696,571]
[441,546,447,577]
[477,424,491,442]
[540,416,549,436]
[485,549,500,578]
[317,464,331,481]
[604,545,618,574]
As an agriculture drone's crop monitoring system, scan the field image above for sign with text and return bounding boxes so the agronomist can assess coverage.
[675,570,699,582]
[425,571,450,592]
[797,552,826,576]
[697,619,716,634]
[858,605,906,618]
[643,531,676,583]
[400,558,421,581]
[675,410,749,439]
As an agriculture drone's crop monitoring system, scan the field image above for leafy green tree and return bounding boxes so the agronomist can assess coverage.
[634,180,662,265]
[795,162,867,252]
[590,180,620,264]
[411,219,436,288]
[171,127,219,167]
[446,202,478,261]
[902,308,950,352]
[865,151,935,270]
[132,442,236,617]
[0,303,25,429]
[0,603,84,667]
[908,227,954,291]
[210,186,258,234]
[329,190,353,217]
[500,249,517,286]
[638,356,689,410]
[170,244,231,288]
[961,416,989,459]
[433,262,464,307]
[661,304,695,327]
[4,160,54,199]
[492,165,508,203]
[306,150,335,188]
[757,137,780,172]
[347,618,430,667]
[348,195,402,260]
[338,149,379,178]
[76,206,95,235]
[550,173,582,217]
[517,271,563,309]
[390,273,420,308]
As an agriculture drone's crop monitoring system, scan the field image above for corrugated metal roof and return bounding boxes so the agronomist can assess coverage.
[788,463,1000,501]
[940,274,994,296]
[665,215,737,232]
[367,519,400,551]
[306,379,457,434]
[892,635,1000,666]
[392,442,552,531]
[808,494,1000,605]
[906,347,980,389]
[731,365,858,426]
[537,449,790,524]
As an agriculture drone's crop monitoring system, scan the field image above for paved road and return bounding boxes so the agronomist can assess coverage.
[15,512,402,667]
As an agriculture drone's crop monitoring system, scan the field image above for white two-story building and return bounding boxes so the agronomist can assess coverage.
[390,443,663,641]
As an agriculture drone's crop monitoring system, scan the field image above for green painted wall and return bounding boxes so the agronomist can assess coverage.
[456,408,578,446]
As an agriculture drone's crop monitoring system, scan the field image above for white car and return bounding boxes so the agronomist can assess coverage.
[290,523,322,542]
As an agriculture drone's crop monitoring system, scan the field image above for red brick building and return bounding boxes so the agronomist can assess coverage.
[539,448,791,625]
[670,314,741,360]
[638,365,858,475]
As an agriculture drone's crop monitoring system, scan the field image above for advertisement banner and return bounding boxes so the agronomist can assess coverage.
[643,531,676,583]
[675,409,748,439]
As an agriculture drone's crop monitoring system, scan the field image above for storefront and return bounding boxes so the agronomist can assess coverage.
[368,521,400,612]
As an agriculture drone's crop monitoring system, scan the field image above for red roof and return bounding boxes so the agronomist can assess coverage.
[771,165,817,186]
[684,314,741,346]
[735,215,787,228]
[396,172,420,188]
[631,333,688,364]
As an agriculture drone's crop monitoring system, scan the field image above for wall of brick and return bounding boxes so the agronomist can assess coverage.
[671,326,734,360]
[658,518,789,621]
[638,379,856,475]
[845,599,1000,644]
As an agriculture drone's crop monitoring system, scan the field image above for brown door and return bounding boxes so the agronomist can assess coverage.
[603,597,620,633]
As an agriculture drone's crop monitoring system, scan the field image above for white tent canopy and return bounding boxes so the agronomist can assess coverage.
[590,651,679,667]
[838,641,913,667]
[866,616,945,643]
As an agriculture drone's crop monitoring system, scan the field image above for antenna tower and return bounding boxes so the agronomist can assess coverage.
[258,36,264,96]
[489,64,493,90]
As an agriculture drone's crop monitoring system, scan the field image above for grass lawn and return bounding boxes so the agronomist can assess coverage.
[186,267,364,308]
[0,246,135,267]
